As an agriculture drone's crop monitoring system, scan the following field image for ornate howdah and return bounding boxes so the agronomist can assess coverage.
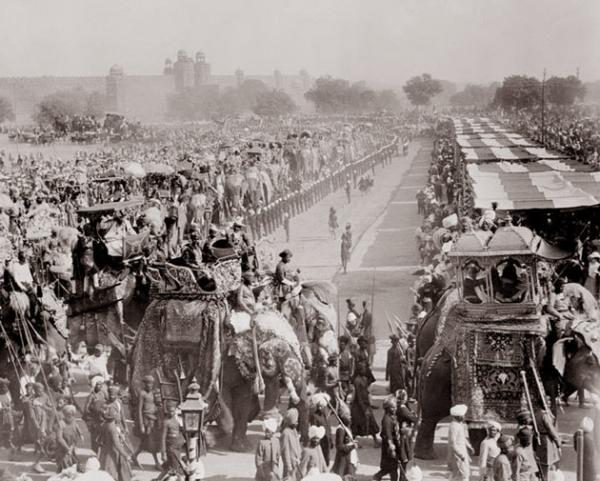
[452,321,543,425]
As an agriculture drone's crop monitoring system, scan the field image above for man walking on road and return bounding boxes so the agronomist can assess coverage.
[345,178,351,204]
[341,224,352,274]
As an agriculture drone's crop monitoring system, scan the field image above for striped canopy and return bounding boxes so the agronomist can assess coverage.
[468,166,600,210]
[461,146,568,162]
[456,136,538,149]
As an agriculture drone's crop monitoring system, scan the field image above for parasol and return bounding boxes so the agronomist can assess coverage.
[0,193,15,209]
[122,162,146,178]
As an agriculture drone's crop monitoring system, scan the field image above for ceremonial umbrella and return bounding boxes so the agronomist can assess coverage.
[122,162,146,178]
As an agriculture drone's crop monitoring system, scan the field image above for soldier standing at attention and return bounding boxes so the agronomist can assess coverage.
[132,375,161,470]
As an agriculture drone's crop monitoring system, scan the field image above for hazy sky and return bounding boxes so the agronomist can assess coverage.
[1,0,598,85]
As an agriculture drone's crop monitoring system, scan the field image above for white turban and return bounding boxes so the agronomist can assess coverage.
[308,425,326,440]
[91,376,104,387]
[450,404,467,417]
[311,392,330,409]
[581,416,594,433]
[263,418,279,433]
[487,420,502,432]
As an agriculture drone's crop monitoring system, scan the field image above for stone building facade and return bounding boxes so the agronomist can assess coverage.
[0,50,312,123]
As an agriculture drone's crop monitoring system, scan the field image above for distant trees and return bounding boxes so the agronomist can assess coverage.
[450,84,498,107]
[403,74,443,107]
[252,89,296,117]
[0,97,15,123]
[34,88,108,128]
[492,75,541,110]
[546,75,585,105]
[304,76,400,113]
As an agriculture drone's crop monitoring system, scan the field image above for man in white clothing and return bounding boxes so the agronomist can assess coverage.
[447,404,473,481]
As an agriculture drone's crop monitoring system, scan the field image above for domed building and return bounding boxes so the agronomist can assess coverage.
[174,50,194,92]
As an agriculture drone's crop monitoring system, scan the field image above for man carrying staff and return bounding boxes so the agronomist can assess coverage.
[533,404,562,479]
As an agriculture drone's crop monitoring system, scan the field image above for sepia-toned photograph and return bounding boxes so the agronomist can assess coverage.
[0,0,598,479]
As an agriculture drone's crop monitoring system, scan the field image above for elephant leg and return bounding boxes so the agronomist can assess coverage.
[414,416,441,460]
[414,351,451,460]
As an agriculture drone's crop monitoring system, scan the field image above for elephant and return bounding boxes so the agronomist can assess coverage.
[413,287,548,460]
[129,294,308,452]
[279,280,339,370]
[68,236,151,383]
[224,172,246,214]
[224,308,308,451]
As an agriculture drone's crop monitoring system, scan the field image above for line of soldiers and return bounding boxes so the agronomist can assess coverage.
[244,144,397,241]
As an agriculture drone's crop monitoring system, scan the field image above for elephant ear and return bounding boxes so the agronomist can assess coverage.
[571,319,600,363]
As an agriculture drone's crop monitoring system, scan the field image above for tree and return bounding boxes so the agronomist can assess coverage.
[34,88,107,128]
[450,84,497,107]
[0,97,15,123]
[403,74,442,106]
[546,76,586,105]
[492,75,541,110]
[304,76,352,113]
[252,89,296,117]
[35,91,84,128]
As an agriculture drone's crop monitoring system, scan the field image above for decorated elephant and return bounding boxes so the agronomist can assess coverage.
[130,294,308,452]
[414,288,546,459]
[279,280,339,369]
[224,308,308,451]
[68,236,151,383]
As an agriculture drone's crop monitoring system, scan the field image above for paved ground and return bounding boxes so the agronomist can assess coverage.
[0,139,585,480]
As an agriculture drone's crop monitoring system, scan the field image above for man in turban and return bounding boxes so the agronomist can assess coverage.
[447,404,473,481]
[280,408,302,481]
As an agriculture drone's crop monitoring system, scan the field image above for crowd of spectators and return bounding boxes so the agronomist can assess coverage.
[512,105,600,168]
